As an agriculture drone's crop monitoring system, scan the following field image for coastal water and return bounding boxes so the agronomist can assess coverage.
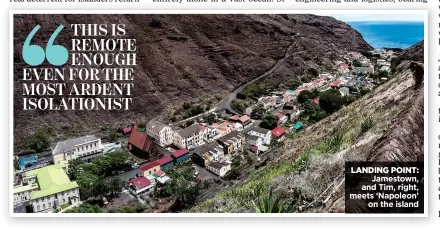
[347,21,424,49]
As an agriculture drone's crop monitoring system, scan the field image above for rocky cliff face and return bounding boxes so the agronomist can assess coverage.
[193,41,424,213]
[13,14,372,147]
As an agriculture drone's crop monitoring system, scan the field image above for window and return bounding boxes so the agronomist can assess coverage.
[154,169,156,172]
[43,204,45,209]
[48,203,51,207]
[149,171,152,175]
[37,205,40,210]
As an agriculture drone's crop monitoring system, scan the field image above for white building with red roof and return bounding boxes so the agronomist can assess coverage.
[127,177,154,195]
[272,127,286,141]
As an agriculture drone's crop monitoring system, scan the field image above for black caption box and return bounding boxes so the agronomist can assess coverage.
[345,161,424,214]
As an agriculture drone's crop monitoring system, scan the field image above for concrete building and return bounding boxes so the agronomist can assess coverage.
[52,135,104,164]
[217,131,245,155]
[127,176,154,195]
[245,134,263,147]
[18,163,80,213]
[339,87,350,97]
[146,120,174,147]
[191,142,224,167]
[13,183,39,204]
[173,124,204,150]
[206,161,231,177]
[247,127,272,145]
[139,161,161,177]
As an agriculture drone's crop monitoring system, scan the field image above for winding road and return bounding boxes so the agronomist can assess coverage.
[215,33,301,115]
[172,33,301,125]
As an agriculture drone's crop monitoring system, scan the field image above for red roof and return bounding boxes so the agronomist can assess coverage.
[229,115,239,121]
[158,156,173,165]
[123,127,132,134]
[339,63,349,68]
[238,115,250,123]
[128,129,153,153]
[272,127,286,138]
[200,125,207,132]
[155,170,165,177]
[313,97,320,105]
[249,145,258,150]
[127,176,151,190]
[123,125,138,134]
[172,148,189,158]
[276,113,285,119]
[139,160,160,172]
[329,80,341,87]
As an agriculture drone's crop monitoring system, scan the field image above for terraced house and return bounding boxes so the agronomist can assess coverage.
[146,120,174,147]
[192,142,224,167]
[173,124,204,149]
[15,163,80,213]
[52,135,104,164]
[217,131,245,155]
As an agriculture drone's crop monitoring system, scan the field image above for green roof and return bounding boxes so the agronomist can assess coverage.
[13,183,39,194]
[25,164,78,200]
[286,90,295,95]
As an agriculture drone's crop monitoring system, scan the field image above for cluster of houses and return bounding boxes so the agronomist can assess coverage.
[14,49,395,213]
[245,50,388,119]
[127,149,191,195]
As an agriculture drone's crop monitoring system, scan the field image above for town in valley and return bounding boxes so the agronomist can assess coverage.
[13,48,399,213]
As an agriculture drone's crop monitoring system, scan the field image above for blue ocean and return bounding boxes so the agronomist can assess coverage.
[348,21,424,49]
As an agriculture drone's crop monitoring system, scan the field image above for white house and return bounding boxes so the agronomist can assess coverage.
[146,120,174,147]
[206,161,231,177]
[245,134,263,147]
[247,127,271,145]
[339,87,350,97]
[52,135,104,164]
[173,124,204,150]
[201,125,217,140]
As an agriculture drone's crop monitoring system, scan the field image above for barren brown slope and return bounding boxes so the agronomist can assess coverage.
[13,14,372,148]
[193,41,423,213]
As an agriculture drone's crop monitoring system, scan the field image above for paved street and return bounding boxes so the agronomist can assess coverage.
[117,168,140,182]
[193,163,219,181]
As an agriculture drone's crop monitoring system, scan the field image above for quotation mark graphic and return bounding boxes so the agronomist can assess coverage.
[22,24,68,66]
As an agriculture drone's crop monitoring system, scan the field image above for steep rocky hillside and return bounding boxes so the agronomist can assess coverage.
[192,41,424,213]
[13,14,371,148]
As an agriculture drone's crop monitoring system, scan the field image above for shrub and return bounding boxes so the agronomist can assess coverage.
[360,117,374,133]
[319,89,346,114]
[352,60,362,67]
[307,68,319,77]
[28,130,50,153]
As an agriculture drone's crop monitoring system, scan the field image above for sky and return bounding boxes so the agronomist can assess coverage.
[316,12,425,22]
